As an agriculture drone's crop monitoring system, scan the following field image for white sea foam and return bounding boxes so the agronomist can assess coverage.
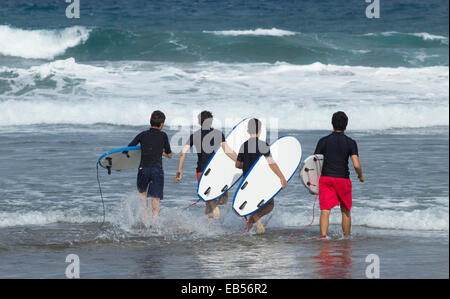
[275,200,449,231]
[204,28,297,36]
[0,59,448,130]
[411,32,449,41]
[363,31,449,43]
[0,210,93,228]
[0,25,91,59]
[1,200,447,232]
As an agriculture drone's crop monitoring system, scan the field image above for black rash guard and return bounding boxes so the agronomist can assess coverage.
[129,128,171,168]
[314,131,358,179]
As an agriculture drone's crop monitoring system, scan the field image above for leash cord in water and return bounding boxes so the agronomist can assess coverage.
[96,163,106,229]
[182,199,201,212]
[239,216,249,236]
[288,155,322,241]
[287,193,318,241]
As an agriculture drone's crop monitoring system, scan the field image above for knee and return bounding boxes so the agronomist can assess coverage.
[340,206,350,217]
[321,209,331,216]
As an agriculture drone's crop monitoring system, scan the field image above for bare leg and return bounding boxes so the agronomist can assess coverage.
[140,192,149,221]
[152,198,160,217]
[205,200,220,220]
[248,201,274,233]
[320,209,331,237]
[340,205,351,237]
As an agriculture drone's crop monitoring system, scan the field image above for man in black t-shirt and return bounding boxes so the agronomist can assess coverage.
[129,110,172,221]
[314,111,364,238]
[236,118,287,233]
[174,111,237,219]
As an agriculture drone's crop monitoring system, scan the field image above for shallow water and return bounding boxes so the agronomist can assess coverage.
[0,126,448,278]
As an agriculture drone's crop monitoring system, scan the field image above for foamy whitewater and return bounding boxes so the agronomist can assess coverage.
[0,0,448,279]
[0,58,448,130]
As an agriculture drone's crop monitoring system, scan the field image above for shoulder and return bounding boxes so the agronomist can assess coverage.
[136,130,148,137]
[210,128,225,137]
[318,134,331,144]
[258,139,270,147]
[344,134,357,145]
[155,130,169,140]
[239,140,248,150]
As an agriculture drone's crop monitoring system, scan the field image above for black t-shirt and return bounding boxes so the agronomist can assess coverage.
[237,137,271,176]
[128,128,172,169]
[314,131,358,179]
[188,128,226,173]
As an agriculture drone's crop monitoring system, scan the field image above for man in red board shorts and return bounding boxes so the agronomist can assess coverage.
[314,111,364,238]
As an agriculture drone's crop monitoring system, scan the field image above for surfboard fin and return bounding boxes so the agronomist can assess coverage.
[241,181,248,190]
[106,157,112,175]
[221,185,228,192]
[257,200,265,207]
[204,168,211,176]
[239,201,247,210]
[204,187,211,195]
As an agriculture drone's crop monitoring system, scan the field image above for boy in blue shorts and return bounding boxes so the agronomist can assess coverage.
[129,110,172,220]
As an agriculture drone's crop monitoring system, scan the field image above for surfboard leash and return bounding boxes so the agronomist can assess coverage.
[287,192,319,241]
[182,199,201,212]
[238,216,249,236]
[288,154,322,240]
[96,163,106,229]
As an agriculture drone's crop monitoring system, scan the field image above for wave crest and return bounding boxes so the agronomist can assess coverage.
[204,28,297,36]
[0,25,91,59]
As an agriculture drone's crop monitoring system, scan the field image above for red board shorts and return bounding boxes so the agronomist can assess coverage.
[319,176,352,211]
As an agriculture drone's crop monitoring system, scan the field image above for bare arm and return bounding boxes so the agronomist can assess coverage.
[235,161,243,169]
[351,154,364,182]
[266,156,287,188]
[222,141,238,162]
[163,152,172,159]
[174,144,190,182]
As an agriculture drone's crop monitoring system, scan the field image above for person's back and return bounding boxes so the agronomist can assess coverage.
[130,128,171,169]
[315,131,358,179]
[239,137,271,176]
[314,111,364,238]
[189,126,225,175]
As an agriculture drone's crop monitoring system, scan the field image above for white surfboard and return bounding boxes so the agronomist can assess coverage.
[232,136,302,217]
[98,146,142,174]
[299,154,323,195]
[197,118,266,202]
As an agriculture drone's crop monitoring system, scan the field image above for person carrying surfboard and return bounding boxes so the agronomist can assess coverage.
[314,111,364,238]
[128,110,172,221]
[235,118,287,233]
[174,111,238,219]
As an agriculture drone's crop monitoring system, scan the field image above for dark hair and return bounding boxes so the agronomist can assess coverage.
[150,110,166,127]
[198,111,213,128]
[332,111,348,131]
[248,118,262,134]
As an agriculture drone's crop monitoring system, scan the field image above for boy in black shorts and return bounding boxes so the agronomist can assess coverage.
[235,118,287,233]
[129,110,172,221]
[174,111,237,219]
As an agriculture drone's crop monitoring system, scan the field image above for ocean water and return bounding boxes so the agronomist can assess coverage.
[0,0,448,279]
